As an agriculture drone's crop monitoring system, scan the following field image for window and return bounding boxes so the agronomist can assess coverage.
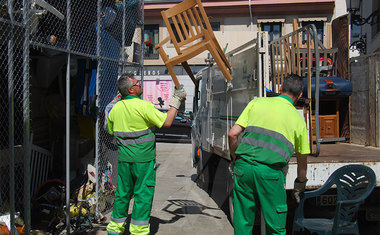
[261,23,282,42]
[351,22,361,42]
[144,24,159,59]
[204,22,221,31]
[301,21,324,44]
[170,22,220,43]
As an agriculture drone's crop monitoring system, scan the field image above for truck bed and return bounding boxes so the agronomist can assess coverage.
[287,143,380,189]
[289,143,380,163]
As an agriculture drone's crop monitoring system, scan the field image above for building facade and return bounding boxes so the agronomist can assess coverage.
[139,0,355,111]
[352,0,380,54]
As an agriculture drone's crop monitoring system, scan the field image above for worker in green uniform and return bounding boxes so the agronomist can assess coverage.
[228,74,310,235]
[106,72,186,235]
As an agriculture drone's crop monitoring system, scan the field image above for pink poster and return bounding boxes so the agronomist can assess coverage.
[143,80,172,109]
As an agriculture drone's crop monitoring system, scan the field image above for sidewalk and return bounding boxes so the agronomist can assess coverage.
[91,142,233,235]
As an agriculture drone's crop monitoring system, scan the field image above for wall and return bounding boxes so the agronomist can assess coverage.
[334,0,349,20]
[361,0,380,54]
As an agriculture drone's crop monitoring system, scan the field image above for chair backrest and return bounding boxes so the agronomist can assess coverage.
[161,0,214,54]
[329,165,376,233]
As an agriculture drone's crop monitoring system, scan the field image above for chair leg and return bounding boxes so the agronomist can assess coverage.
[181,61,198,87]
[212,37,232,70]
[208,46,233,82]
[167,65,180,88]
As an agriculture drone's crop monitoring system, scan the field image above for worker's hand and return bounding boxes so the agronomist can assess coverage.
[174,85,187,100]
[293,178,307,203]
[169,85,187,109]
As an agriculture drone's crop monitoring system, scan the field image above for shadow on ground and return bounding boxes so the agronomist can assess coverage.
[88,199,222,234]
[162,199,221,220]
[152,199,222,234]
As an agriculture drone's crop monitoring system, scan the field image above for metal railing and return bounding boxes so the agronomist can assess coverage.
[269,24,327,157]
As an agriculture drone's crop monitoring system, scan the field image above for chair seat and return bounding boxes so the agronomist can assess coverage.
[294,218,333,234]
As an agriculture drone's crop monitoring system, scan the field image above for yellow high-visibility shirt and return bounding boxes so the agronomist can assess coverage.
[108,95,167,162]
[235,95,310,166]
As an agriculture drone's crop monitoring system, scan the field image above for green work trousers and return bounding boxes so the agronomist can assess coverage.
[232,158,287,235]
[107,160,156,235]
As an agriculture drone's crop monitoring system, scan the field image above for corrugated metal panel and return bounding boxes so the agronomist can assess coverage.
[350,53,380,147]
[369,56,377,146]
[351,56,369,145]
[332,14,349,79]
[377,56,380,147]
[332,14,351,140]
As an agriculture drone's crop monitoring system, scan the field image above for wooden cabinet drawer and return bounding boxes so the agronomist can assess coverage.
[311,115,339,140]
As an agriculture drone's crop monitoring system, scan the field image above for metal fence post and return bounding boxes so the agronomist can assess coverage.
[22,0,31,233]
[65,53,71,234]
[7,0,15,233]
[121,0,126,73]
[312,25,321,156]
[95,0,102,220]
[140,0,144,86]
[66,0,72,233]
[8,40,16,235]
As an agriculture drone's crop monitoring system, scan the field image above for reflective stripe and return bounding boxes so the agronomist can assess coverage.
[114,129,151,138]
[107,220,126,234]
[111,216,127,223]
[129,223,150,235]
[241,138,291,162]
[117,135,155,146]
[245,126,295,154]
[131,219,149,226]
[108,231,121,235]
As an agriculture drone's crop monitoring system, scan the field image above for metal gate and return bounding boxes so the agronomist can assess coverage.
[0,0,144,233]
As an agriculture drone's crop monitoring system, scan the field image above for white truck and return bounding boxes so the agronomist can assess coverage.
[191,26,380,231]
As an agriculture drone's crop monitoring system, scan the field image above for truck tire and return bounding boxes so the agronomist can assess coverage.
[190,134,198,168]
[227,173,234,224]
[229,191,234,224]
[196,148,212,192]
[196,147,205,187]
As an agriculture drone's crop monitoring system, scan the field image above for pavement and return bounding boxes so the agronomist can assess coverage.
[91,142,233,235]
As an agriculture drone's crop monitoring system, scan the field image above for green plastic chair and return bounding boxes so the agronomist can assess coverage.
[293,164,376,235]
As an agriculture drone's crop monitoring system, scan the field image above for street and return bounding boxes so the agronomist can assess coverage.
[93,142,233,234]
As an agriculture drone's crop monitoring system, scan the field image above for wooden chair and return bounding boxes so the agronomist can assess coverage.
[155,0,233,88]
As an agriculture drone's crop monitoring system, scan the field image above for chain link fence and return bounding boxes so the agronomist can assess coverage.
[95,0,144,220]
[1,0,32,233]
[0,0,143,233]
